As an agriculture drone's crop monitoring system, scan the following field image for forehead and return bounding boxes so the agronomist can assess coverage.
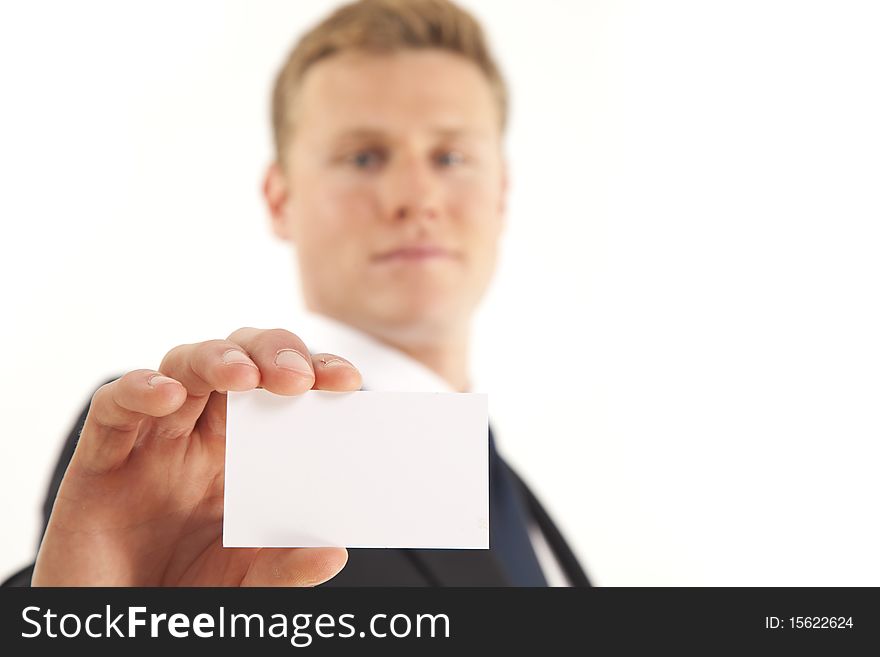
[294,49,500,143]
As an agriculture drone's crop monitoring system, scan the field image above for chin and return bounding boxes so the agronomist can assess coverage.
[368,296,468,343]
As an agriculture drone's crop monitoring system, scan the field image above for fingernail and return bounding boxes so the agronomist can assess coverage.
[320,357,352,368]
[275,349,313,375]
[222,349,257,367]
[148,374,179,388]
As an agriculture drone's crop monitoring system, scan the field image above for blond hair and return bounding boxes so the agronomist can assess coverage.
[271,0,508,163]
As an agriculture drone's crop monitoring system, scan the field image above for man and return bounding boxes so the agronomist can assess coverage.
[3,0,589,587]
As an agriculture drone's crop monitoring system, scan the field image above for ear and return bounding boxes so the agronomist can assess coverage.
[263,162,295,242]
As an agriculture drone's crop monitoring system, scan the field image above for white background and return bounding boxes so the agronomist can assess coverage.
[1,0,878,585]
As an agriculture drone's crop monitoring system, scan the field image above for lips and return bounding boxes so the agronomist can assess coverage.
[373,245,458,262]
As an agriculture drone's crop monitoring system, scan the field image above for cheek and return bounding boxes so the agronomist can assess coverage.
[295,179,377,263]
[447,177,504,252]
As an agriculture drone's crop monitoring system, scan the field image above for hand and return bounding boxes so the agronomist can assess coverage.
[32,327,361,586]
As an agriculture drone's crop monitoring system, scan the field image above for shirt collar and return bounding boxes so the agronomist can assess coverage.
[295,311,457,393]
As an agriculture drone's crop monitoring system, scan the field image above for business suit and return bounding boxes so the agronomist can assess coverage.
[2,385,590,587]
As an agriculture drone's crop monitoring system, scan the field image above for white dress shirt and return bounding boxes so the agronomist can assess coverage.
[295,311,570,587]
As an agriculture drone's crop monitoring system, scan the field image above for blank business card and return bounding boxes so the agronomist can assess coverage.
[223,389,489,549]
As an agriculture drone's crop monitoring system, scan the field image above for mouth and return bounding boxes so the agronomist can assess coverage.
[372,245,460,263]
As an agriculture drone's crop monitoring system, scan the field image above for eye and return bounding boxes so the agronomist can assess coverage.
[435,150,466,168]
[347,148,385,170]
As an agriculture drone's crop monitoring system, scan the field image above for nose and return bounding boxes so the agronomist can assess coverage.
[381,152,440,224]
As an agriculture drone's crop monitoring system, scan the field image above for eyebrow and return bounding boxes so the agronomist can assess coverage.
[331,127,486,142]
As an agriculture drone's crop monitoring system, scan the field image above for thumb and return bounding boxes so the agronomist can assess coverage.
[240,547,348,587]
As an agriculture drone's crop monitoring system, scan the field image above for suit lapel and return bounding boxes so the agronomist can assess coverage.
[406,547,510,586]
[321,547,509,586]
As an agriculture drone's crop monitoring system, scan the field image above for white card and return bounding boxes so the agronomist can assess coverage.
[223,389,489,549]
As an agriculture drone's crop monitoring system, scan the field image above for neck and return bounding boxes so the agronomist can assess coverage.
[391,331,471,392]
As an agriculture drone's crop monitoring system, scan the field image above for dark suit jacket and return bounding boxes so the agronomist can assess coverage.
[2,381,590,587]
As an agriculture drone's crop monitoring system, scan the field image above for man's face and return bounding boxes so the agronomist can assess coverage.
[265,49,507,345]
